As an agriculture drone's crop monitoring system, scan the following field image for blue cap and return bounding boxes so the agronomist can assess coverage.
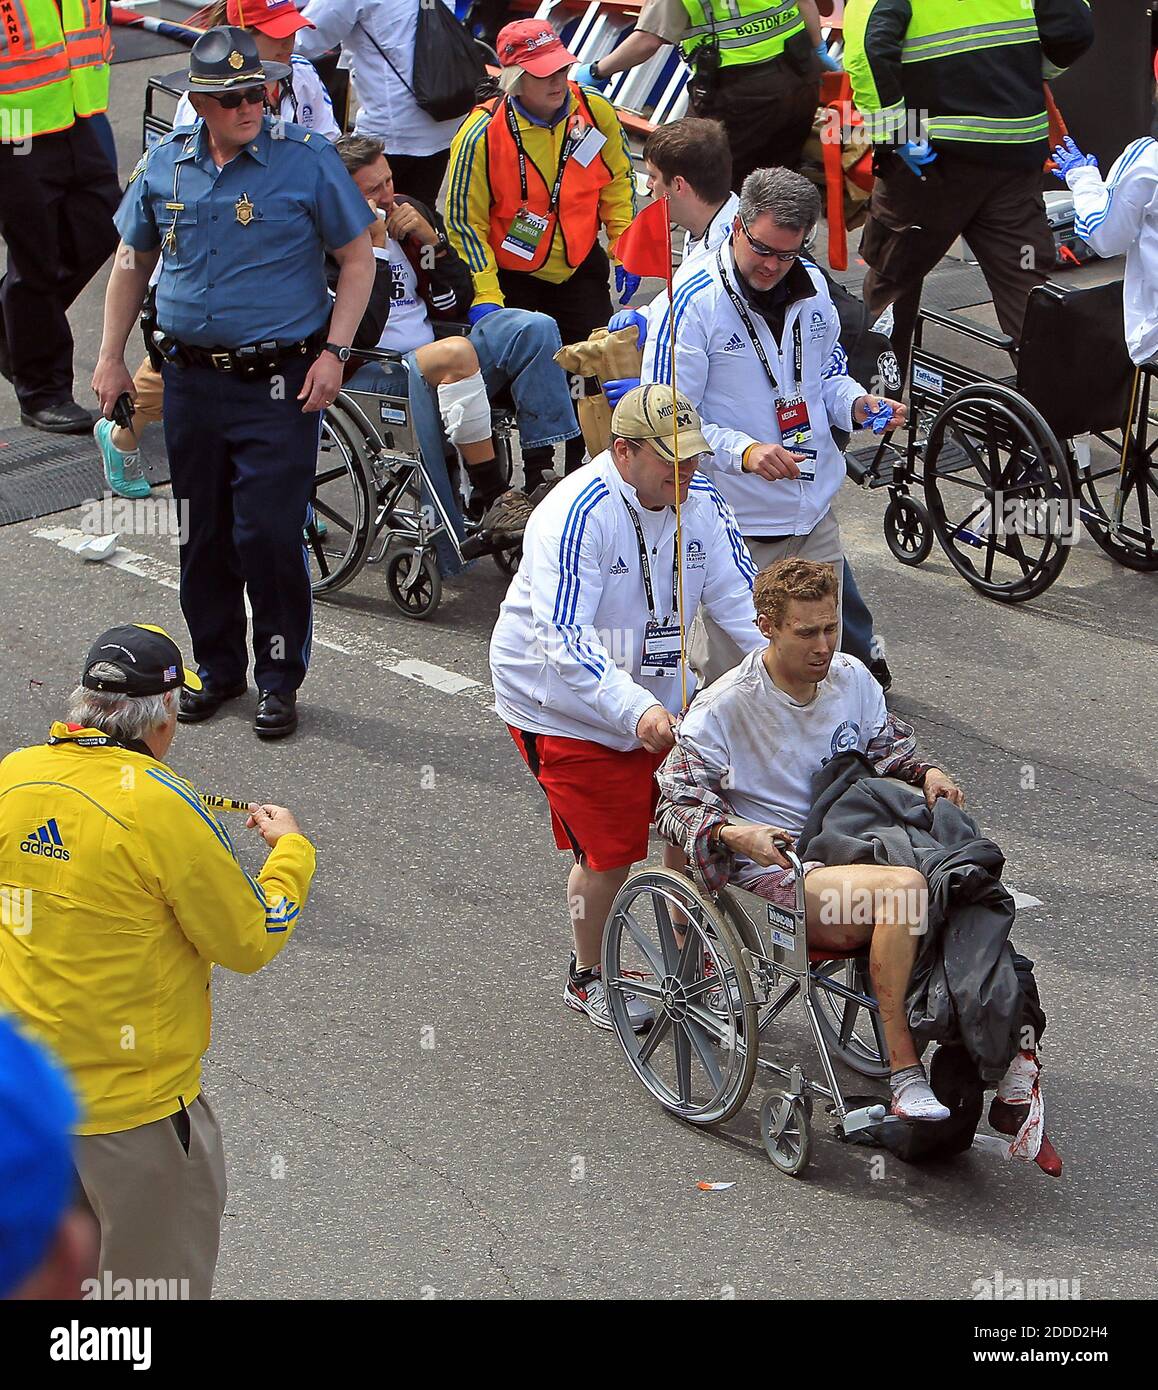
[0,1014,78,1297]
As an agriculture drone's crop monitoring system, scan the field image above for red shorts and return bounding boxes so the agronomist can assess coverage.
[508,726,666,872]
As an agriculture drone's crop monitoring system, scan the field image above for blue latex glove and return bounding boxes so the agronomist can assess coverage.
[467,302,502,327]
[816,42,842,72]
[603,376,640,407]
[896,138,937,179]
[1050,135,1099,181]
[574,62,609,91]
[608,308,647,349]
[614,265,642,306]
[861,400,896,434]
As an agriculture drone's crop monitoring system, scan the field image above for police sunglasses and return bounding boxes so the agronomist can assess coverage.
[738,215,815,262]
[210,86,267,110]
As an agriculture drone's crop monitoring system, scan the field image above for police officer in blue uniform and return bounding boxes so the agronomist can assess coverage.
[92,26,374,740]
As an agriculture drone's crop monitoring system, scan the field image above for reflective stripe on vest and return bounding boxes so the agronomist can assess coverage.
[925,112,1050,145]
[902,18,1039,63]
[678,0,806,67]
[482,85,613,276]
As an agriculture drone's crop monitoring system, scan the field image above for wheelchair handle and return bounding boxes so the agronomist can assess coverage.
[773,834,805,878]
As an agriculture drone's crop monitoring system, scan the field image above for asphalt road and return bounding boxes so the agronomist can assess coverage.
[0,55,1155,1301]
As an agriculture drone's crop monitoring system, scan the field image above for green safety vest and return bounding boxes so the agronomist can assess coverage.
[677,0,807,69]
[0,0,111,140]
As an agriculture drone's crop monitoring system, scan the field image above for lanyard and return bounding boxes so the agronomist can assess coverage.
[715,244,803,396]
[46,730,154,757]
[623,498,679,625]
[504,97,577,214]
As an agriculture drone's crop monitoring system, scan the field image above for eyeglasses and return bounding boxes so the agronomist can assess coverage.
[211,87,266,110]
[738,216,811,262]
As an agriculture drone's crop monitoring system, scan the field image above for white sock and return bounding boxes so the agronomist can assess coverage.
[997,1049,1039,1105]
[890,1064,951,1121]
[437,372,492,446]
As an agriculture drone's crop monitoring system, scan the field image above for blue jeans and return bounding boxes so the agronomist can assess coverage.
[346,309,580,577]
[840,558,874,664]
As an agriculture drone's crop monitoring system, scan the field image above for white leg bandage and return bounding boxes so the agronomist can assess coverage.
[437,373,492,446]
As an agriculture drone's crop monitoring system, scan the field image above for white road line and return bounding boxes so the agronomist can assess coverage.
[27,528,1044,911]
[32,526,489,702]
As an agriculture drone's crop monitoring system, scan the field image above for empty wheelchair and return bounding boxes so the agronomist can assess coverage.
[602,846,902,1177]
[851,278,1157,602]
[306,346,521,619]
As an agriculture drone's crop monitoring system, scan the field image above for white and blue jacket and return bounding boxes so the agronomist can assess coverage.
[642,240,865,536]
[490,451,762,750]
[1066,137,1158,366]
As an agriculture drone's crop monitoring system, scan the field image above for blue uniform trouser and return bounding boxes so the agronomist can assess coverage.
[840,557,874,665]
[162,355,320,693]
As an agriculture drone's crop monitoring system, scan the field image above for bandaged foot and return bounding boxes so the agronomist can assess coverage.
[437,372,493,446]
[989,1051,1062,1176]
[889,1064,951,1121]
[996,1049,1039,1105]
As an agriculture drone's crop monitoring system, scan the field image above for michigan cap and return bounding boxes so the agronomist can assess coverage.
[611,384,714,464]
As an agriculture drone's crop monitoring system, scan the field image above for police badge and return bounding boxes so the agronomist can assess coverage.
[235,193,255,227]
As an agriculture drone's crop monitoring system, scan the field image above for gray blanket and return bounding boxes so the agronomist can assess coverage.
[798,752,1023,1082]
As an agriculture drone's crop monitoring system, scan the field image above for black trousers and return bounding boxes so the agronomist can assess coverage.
[0,120,121,410]
[162,355,320,694]
[383,148,451,214]
[690,56,820,193]
[861,153,1055,386]
[499,243,612,472]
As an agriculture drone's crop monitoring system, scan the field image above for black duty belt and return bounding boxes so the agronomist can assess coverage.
[158,330,325,377]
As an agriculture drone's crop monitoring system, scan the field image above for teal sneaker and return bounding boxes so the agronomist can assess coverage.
[94,417,151,500]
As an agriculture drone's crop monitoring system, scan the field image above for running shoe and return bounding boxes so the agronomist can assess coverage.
[94,417,151,500]
[564,955,653,1033]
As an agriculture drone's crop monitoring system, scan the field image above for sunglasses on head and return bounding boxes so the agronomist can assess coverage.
[738,215,813,262]
[211,86,266,110]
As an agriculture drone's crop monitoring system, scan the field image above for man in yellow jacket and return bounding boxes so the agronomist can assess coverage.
[447,19,636,475]
[0,0,120,433]
[0,622,315,1299]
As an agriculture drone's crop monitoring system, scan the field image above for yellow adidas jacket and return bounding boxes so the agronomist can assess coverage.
[0,723,315,1135]
[446,85,635,308]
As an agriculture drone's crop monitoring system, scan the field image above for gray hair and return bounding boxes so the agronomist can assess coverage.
[738,167,821,236]
[68,669,176,743]
[335,133,386,177]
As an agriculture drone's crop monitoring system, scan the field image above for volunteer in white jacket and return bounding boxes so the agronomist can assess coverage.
[641,167,906,685]
[174,0,340,141]
[297,0,463,210]
[491,385,762,1032]
[1053,133,1158,366]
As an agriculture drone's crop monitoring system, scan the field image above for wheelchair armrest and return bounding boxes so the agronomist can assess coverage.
[432,321,471,340]
[917,307,1014,352]
[350,346,407,365]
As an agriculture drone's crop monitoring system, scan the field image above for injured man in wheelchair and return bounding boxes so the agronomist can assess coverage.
[655,558,1061,1175]
[326,135,584,574]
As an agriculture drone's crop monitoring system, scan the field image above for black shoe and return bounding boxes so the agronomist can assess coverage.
[254,689,297,739]
[20,399,95,434]
[177,680,247,724]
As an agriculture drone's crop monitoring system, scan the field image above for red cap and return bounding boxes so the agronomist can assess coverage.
[227,0,315,38]
[496,19,577,76]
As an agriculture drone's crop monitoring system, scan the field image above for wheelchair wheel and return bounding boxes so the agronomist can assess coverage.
[309,404,375,595]
[810,958,890,1079]
[922,384,1074,603]
[760,1090,812,1176]
[883,494,933,566]
[1073,430,1158,571]
[385,549,442,620]
[603,869,758,1127]
[493,543,521,578]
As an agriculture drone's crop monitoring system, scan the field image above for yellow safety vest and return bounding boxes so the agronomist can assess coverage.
[0,0,111,139]
[678,0,807,69]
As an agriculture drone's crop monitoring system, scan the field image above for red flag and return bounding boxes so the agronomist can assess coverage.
[612,197,673,286]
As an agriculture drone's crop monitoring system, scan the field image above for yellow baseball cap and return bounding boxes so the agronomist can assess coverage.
[611,384,714,465]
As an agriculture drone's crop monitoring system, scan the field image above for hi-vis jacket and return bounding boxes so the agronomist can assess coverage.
[843,0,1093,166]
[642,243,865,537]
[0,0,111,137]
[1067,139,1158,367]
[447,83,635,306]
[0,724,315,1135]
[490,451,762,750]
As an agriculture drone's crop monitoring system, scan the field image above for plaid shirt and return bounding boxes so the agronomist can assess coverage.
[655,711,935,892]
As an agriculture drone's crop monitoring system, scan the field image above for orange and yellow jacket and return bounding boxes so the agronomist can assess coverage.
[0,723,315,1135]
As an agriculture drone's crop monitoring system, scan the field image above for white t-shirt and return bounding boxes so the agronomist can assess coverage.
[373,239,435,353]
[675,648,888,878]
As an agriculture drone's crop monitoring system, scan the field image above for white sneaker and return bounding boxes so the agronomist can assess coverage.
[564,957,653,1033]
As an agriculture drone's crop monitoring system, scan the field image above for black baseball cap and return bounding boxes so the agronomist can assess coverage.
[81,624,202,696]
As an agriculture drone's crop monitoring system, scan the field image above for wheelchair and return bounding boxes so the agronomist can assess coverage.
[306,345,522,620]
[602,845,904,1178]
[850,278,1158,602]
